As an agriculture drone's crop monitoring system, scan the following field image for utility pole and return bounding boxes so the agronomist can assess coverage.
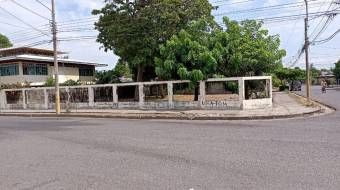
[304,0,311,105]
[51,0,61,114]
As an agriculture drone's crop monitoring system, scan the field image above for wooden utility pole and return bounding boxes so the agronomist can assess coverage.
[304,0,311,105]
[51,0,61,114]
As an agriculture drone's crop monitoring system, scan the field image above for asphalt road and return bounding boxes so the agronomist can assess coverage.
[0,87,339,190]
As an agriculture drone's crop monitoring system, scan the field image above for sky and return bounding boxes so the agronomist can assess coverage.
[0,0,339,70]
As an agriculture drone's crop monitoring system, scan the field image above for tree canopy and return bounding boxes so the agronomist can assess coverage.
[155,17,286,85]
[96,60,132,84]
[216,18,286,77]
[155,19,219,85]
[93,0,213,82]
[0,33,12,49]
[333,60,340,80]
[274,67,305,82]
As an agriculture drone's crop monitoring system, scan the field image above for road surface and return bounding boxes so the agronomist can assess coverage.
[0,86,339,190]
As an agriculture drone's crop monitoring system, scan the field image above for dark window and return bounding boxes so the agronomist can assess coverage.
[23,63,48,75]
[0,64,19,76]
[79,67,93,76]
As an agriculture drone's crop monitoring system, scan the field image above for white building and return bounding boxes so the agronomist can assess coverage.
[0,47,107,86]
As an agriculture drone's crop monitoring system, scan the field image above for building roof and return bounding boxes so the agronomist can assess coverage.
[0,47,66,57]
[0,54,107,67]
[318,71,335,78]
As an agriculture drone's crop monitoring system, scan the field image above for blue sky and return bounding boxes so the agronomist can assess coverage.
[0,0,339,70]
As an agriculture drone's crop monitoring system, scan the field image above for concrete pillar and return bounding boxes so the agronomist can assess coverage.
[167,82,174,109]
[44,89,48,109]
[65,87,70,110]
[22,89,27,109]
[238,78,245,109]
[138,83,144,109]
[112,85,118,104]
[238,78,245,101]
[0,90,6,110]
[199,81,206,108]
[88,86,94,107]
[269,77,273,99]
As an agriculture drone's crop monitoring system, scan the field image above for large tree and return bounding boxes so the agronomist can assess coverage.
[216,18,286,77]
[155,17,286,82]
[93,0,213,82]
[0,34,12,49]
[96,60,132,84]
[155,19,219,99]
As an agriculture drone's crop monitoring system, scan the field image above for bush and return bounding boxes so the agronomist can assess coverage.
[279,85,289,91]
[225,81,239,94]
[272,75,281,88]
[44,77,55,87]
[62,79,81,86]
[0,83,28,90]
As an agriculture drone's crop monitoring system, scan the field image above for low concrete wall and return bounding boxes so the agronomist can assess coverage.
[0,77,273,111]
[243,98,272,109]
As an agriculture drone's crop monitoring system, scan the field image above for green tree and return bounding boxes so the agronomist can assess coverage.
[0,33,12,49]
[216,18,286,77]
[332,60,340,80]
[92,0,213,82]
[274,67,304,84]
[310,65,320,84]
[96,60,133,84]
[155,19,219,100]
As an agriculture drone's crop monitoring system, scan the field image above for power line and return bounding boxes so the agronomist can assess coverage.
[213,0,255,7]
[9,0,50,20]
[0,6,50,36]
[214,0,322,16]
[312,28,340,44]
[35,0,51,11]
[0,20,29,29]
[309,0,336,39]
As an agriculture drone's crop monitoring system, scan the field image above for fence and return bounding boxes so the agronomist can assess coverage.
[0,76,272,111]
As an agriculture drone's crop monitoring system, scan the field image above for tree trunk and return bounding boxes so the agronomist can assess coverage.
[194,86,199,101]
[134,64,144,100]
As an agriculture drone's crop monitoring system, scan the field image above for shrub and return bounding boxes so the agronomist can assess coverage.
[44,77,55,87]
[62,79,81,86]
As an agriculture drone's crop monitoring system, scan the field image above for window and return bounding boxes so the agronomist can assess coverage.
[23,63,48,75]
[0,64,19,76]
[79,67,94,76]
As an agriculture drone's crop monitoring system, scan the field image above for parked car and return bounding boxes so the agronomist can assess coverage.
[290,80,302,91]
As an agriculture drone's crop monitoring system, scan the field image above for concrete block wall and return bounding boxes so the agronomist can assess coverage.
[0,76,272,111]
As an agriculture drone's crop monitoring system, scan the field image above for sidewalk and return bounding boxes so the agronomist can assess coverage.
[0,92,331,120]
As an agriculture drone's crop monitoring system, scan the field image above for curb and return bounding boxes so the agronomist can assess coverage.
[290,92,337,111]
[0,108,323,121]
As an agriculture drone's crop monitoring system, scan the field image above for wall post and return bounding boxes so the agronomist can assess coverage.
[269,76,273,99]
[238,78,245,109]
[44,89,49,109]
[88,86,94,107]
[22,90,27,109]
[138,83,144,109]
[167,82,174,109]
[112,85,118,108]
[0,90,6,110]
[199,81,206,108]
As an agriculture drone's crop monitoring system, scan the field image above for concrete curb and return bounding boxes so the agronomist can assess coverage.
[0,107,323,120]
[290,92,337,111]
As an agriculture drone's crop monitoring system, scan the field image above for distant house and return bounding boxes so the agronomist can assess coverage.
[317,71,335,85]
[0,47,107,86]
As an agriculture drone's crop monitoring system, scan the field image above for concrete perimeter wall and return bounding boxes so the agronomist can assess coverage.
[0,76,272,111]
